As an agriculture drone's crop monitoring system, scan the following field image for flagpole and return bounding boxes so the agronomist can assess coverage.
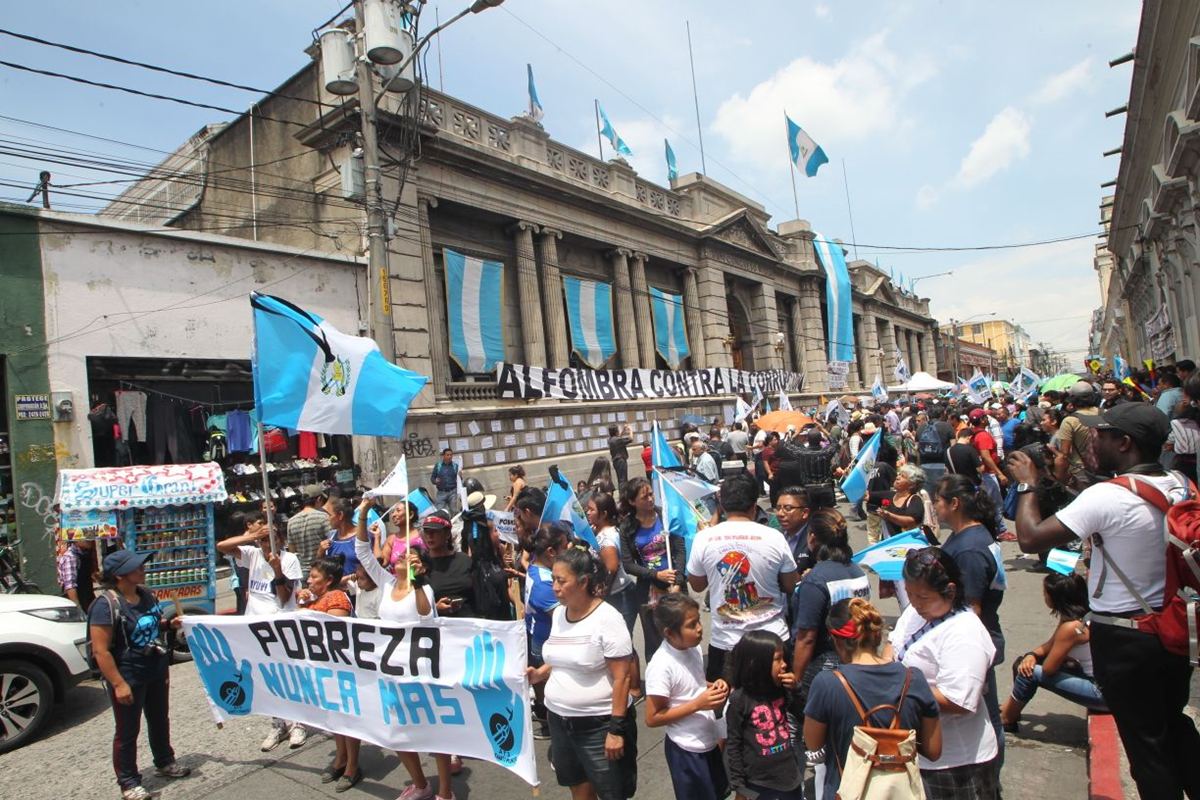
[686,21,706,175]
[594,99,605,161]
[841,158,859,259]
[784,111,800,219]
[434,6,445,92]
[256,419,278,554]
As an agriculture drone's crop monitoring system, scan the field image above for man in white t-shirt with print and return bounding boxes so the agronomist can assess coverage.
[216,512,306,751]
[1010,402,1200,799]
[687,473,799,681]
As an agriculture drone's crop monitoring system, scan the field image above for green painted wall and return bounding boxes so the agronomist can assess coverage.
[0,207,58,590]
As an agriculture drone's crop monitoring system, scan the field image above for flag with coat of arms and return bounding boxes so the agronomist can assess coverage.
[651,421,699,561]
[540,468,599,550]
[785,114,829,177]
[840,428,882,505]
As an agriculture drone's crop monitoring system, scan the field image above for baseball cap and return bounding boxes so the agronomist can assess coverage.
[968,408,987,421]
[1079,403,1170,449]
[1068,381,1098,398]
[102,549,154,578]
[421,508,453,530]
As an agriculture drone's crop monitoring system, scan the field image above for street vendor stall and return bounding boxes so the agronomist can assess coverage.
[55,462,228,658]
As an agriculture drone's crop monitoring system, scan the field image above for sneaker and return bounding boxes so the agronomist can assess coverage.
[533,721,551,741]
[121,786,157,800]
[154,763,191,780]
[997,531,1018,542]
[260,726,287,752]
[288,724,308,749]
[397,783,436,800]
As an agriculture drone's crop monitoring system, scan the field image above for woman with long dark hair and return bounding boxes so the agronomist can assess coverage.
[586,492,637,632]
[462,491,513,621]
[617,477,686,660]
[587,456,617,496]
[373,501,424,573]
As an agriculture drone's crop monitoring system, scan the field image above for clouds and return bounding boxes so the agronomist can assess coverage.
[710,31,935,173]
[1031,57,1097,106]
[952,106,1033,188]
[815,3,831,19]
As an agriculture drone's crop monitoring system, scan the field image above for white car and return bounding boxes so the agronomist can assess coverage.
[0,594,91,753]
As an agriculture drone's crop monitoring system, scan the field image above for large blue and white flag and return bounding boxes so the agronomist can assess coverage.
[563,276,617,368]
[649,287,690,369]
[812,232,855,364]
[665,138,678,182]
[598,103,633,156]
[840,429,882,505]
[1012,366,1040,399]
[250,293,427,438]
[444,248,505,374]
[657,467,719,523]
[527,64,544,122]
[541,469,599,551]
[1113,352,1131,381]
[651,421,699,562]
[852,529,929,581]
[893,350,910,385]
[871,375,888,404]
[785,114,829,177]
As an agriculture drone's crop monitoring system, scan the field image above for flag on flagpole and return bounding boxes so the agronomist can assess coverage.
[764,394,773,413]
[364,455,409,498]
[250,293,427,437]
[851,530,929,580]
[656,467,719,522]
[651,421,699,561]
[966,368,991,404]
[1012,366,1040,400]
[785,114,829,177]
[734,395,754,423]
[778,391,794,411]
[751,386,764,411]
[840,429,882,504]
[826,398,850,428]
[1113,353,1130,380]
[665,138,678,182]
[526,64,544,122]
[563,276,617,368]
[649,287,690,369]
[598,103,633,156]
[871,375,888,404]
[541,468,599,550]
[443,248,505,374]
[893,351,910,384]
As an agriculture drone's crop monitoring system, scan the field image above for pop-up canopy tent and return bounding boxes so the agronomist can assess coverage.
[887,371,956,393]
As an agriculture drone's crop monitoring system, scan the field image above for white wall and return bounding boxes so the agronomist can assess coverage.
[38,216,366,469]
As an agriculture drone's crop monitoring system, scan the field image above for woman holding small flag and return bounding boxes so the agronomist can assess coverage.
[618,477,686,660]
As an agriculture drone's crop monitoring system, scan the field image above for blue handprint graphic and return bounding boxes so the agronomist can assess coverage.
[462,631,524,766]
[189,624,254,716]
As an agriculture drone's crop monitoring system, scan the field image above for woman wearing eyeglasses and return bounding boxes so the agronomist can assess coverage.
[888,547,998,799]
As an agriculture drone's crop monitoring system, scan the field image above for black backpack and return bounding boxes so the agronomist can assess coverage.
[916,423,945,463]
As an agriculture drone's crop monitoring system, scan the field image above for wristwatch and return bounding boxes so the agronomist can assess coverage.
[1015,483,1036,495]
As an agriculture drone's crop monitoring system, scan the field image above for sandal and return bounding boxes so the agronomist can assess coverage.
[449,755,463,775]
[321,762,346,784]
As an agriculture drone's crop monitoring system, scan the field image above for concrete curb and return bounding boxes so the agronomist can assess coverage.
[1087,712,1125,800]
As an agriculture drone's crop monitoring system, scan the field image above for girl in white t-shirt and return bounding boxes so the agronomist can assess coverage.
[890,547,998,800]
[644,594,729,800]
[528,547,637,800]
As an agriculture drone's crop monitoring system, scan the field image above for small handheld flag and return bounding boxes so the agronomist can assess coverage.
[541,467,599,550]
[785,114,829,177]
[1046,548,1081,576]
[364,455,409,499]
[598,103,633,156]
[871,375,888,404]
[893,351,910,385]
[840,429,882,505]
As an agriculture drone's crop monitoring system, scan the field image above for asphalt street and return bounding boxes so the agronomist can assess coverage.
[1,512,1094,800]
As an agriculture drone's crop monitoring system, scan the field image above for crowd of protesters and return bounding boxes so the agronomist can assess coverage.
[72,356,1200,800]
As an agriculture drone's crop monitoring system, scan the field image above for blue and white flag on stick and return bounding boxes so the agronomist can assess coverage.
[1113,353,1131,381]
[526,64,544,122]
[563,276,617,368]
[1012,366,1040,400]
[407,487,434,518]
[852,529,929,581]
[657,467,719,524]
[250,293,427,437]
[966,368,991,404]
[778,391,794,411]
[812,232,855,364]
[541,467,599,551]
[840,429,882,505]
[598,103,633,156]
[1046,548,1081,576]
[893,351,910,385]
[651,421,699,562]
[665,138,678,182]
[871,375,889,404]
[443,248,505,374]
[649,287,690,369]
[785,114,829,177]
[364,455,409,499]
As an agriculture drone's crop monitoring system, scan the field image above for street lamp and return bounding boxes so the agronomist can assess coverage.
[910,270,953,294]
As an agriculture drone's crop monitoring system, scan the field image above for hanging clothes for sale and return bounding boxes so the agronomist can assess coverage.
[226,409,253,453]
[88,400,118,467]
[298,431,318,459]
[114,390,148,443]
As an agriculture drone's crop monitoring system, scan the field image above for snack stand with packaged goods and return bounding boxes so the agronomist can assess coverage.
[55,462,228,658]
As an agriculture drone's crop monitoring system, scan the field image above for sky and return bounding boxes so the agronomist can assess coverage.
[0,1,1142,369]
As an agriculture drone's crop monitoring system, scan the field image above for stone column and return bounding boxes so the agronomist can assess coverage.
[861,314,880,389]
[681,267,706,368]
[609,248,639,368]
[906,330,919,374]
[509,221,547,367]
[797,281,828,389]
[876,316,897,382]
[417,197,449,401]
[537,227,570,369]
[751,282,783,370]
[628,252,657,367]
[694,261,733,368]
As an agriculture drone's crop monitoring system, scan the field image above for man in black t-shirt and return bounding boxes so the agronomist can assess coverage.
[945,427,982,486]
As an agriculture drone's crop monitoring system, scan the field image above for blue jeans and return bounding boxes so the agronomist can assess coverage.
[979,473,1006,532]
[922,463,946,489]
[435,489,457,513]
[1010,664,1108,711]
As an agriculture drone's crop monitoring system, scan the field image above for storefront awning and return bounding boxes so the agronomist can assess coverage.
[56,462,228,511]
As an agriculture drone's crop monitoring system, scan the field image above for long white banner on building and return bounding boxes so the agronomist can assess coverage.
[496,362,804,401]
[182,614,537,785]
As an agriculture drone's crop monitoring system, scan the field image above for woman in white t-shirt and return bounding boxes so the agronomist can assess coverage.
[586,492,637,632]
[353,499,450,800]
[889,547,999,799]
[528,547,637,800]
[215,511,306,752]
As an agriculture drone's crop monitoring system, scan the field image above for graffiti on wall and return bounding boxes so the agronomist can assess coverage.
[401,434,436,459]
[18,481,59,543]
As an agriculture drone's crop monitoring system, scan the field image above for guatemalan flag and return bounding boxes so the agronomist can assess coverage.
[665,138,678,181]
[812,232,855,364]
[852,530,929,581]
[250,293,427,438]
[564,276,617,368]
[444,248,505,374]
[894,350,910,384]
[541,468,599,550]
[1113,353,1131,381]
[527,64,544,122]
[598,103,633,156]
[785,114,829,177]
[652,421,699,561]
[649,287,690,369]
[840,429,882,505]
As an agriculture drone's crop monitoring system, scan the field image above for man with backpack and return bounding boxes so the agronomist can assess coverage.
[1010,402,1200,799]
[1057,381,1102,487]
[915,407,954,486]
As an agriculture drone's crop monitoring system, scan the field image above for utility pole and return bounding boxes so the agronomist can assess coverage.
[951,319,962,381]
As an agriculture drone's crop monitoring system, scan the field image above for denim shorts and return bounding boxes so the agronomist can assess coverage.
[547,711,638,800]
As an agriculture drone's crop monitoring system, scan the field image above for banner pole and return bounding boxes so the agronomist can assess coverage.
[256,419,277,554]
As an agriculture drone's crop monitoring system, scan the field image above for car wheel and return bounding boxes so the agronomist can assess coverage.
[0,660,53,754]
